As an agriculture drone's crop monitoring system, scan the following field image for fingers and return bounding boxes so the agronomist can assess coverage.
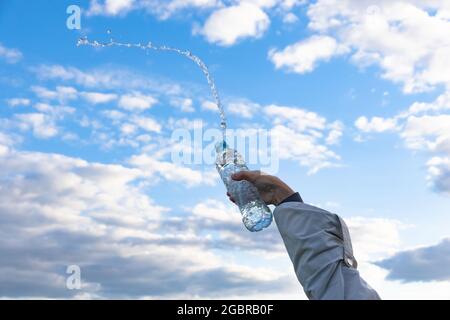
[231,170,261,183]
[226,192,236,204]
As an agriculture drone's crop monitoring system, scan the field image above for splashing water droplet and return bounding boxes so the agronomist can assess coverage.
[77,36,227,141]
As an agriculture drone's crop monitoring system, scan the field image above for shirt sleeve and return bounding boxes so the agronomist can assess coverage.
[273,201,381,300]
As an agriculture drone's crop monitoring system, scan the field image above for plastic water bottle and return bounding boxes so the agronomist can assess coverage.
[215,141,273,232]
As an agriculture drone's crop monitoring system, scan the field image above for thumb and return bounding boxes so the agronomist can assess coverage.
[231,170,260,182]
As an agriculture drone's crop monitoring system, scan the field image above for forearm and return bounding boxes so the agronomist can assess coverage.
[274,201,380,300]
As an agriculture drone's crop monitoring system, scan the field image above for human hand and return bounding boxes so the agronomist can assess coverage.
[226,170,295,206]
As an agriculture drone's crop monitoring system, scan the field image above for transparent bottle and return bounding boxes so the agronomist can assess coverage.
[215,141,273,232]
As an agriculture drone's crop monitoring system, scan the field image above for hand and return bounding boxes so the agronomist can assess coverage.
[226,170,295,206]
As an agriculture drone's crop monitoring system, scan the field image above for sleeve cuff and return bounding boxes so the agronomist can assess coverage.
[278,192,303,206]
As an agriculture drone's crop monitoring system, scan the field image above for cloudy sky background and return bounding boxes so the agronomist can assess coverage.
[1,0,450,299]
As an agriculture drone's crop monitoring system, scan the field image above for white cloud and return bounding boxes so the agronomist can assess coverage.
[426,157,450,195]
[170,97,195,112]
[264,104,326,131]
[263,104,342,174]
[326,121,344,145]
[345,217,404,262]
[34,65,119,88]
[120,123,137,135]
[129,153,217,187]
[401,114,450,152]
[87,0,136,16]
[31,86,78,102]
[198,3,270,46]
[0,43,23,63]
[87,0,219,19]
[157,0,220,18]
[33,102,75,116]
[278,0,305,10]
[269,35,348,74]
[227,99,261,119]
[304,1,450,93]
[103,109,126,121]
[201,100,218,112]
[15,113,58,139]
[355,116,398,133]
[0,146,297,299]
[81,92,118,104]
[0,132,14,156]
[191,199,241,224]
[118,92,158,111]
[404,91,450,116]
[282,12,298,24]
[355,92,450,195]
[271,124,339,174]
[131,116,162,133]
[6,98,31,107]
[33,65,182,96]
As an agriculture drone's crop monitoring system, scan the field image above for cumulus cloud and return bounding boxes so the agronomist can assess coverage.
[0,43,23,63]
[269,35,348,74]
[130,115,162,133]
[227,99,261,119]
[5,98,31,107]
[426,157,450,195]
[197,2,270,46]
[304,0,450,93]
[170,97,195,112]
[0,146,295,298]
[118,92,158,111]
[355,116,398,133]
[87,0,219,19]
[263,104,342,174]
[33,65,124,88]
[33,65,182,96]
[355,92,450,195]
[31,86,78,102]
[80,92,118,104]
[85,0,307,47]
[264,104,326,131]
[376,238,450,282]
[345,217,404,262]
[401,114,450,152]
[129,153,217,187]
[32,102,75,116]
[264,1,450,93]
[406,92,450,115]
[325,121,344,145]
[282,12,298,24]
[87,0,136,16]
[15,113,59,139]
[201,100,218,112]
[0,132,15,156]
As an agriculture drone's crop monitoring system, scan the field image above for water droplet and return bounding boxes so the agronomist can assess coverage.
[76,36,227,136]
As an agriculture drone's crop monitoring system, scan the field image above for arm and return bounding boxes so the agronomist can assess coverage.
[230,171,381,300]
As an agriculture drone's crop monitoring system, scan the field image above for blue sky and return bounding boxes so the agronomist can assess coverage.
[1,0,450,299]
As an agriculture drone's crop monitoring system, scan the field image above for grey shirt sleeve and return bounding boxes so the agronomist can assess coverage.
[274,201,381,300]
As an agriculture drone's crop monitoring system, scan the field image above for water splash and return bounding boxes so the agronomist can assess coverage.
[77,34,227,140]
